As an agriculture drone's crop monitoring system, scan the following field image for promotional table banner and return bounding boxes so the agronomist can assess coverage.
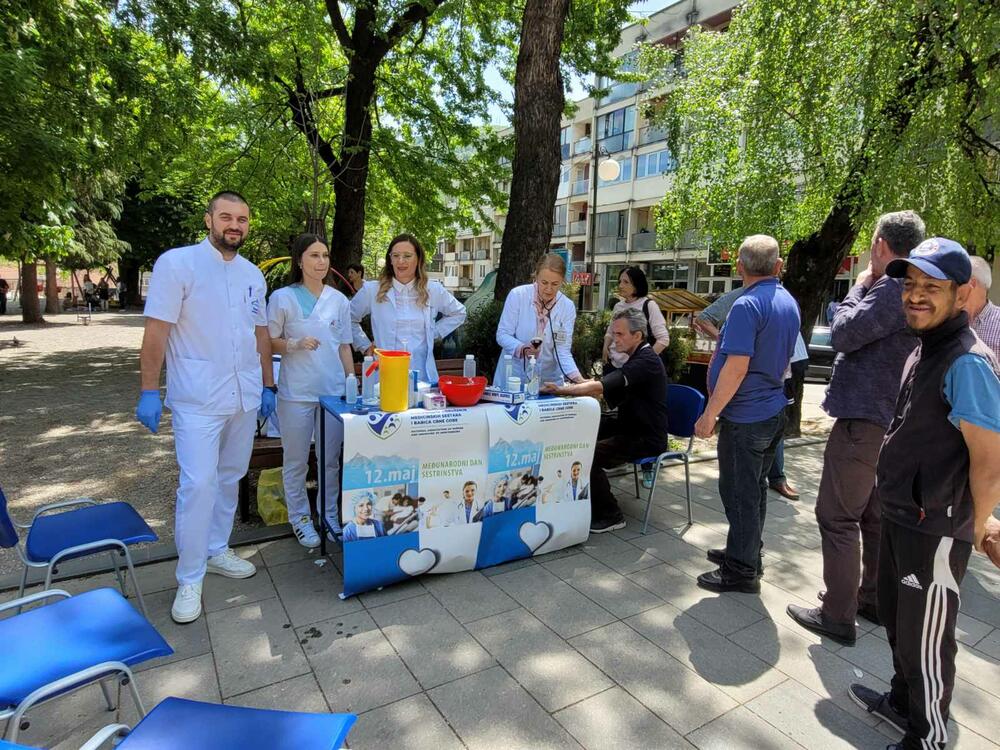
[340,407,489,597]
[476,397,600,568]
[338,398,599,597]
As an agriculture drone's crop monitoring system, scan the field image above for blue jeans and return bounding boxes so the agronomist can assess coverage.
[717,409,785,580]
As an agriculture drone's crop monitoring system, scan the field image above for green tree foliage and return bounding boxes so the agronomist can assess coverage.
[121,0,515,271]
[644,0,1000,318]
[1,0,211,320]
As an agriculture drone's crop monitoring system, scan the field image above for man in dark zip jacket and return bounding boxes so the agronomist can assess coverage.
[848,238,1000,750]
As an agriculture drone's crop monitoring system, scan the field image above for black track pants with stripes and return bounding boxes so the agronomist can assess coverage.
[878,518,971,750]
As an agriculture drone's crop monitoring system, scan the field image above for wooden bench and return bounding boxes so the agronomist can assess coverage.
[238,358,470,522]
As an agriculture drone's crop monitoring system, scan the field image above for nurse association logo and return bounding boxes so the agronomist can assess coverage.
[503,403,531,425]
[366,412,402,439]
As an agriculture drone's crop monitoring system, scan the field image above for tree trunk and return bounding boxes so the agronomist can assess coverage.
[328,57,378,272]
[782,193,861,435]
[44,258,61,315]
[119,260,142,308]
[781,10,940,434]
[20,260,42,323]
[495,0,570,301]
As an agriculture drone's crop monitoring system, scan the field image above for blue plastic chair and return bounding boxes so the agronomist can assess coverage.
[75,697,357,750]
[0,485,157,616]
[632,384,706,534]
[0,587,173,743]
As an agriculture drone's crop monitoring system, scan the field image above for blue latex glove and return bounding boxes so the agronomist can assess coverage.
[260,387,277,420]
[136,390,163,434]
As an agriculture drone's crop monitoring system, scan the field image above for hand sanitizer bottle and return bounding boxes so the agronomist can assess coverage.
[463,354,476,378]
[502,354,513,391]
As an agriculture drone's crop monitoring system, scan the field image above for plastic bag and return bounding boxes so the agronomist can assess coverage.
[256,467,288,526]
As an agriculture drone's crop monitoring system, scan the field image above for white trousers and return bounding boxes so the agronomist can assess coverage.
[172,408,257,585]
[276,398,344,530]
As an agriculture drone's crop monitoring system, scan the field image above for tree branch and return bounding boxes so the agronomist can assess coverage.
[276,69,344,179]
[325,0,353,50]
[375,0,447,59]
[312,86,346,101]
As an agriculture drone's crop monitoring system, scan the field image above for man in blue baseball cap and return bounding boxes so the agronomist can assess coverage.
[848,238,1000,750]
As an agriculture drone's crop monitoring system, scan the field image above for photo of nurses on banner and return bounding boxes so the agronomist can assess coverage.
[336,398,599,597]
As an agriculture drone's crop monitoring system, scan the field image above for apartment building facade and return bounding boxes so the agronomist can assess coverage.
[434,0,865,307]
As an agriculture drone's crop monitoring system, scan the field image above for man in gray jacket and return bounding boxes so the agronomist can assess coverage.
[787,211,924,645]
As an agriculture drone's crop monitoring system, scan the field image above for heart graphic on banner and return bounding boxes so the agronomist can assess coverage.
[398,547,439,577]
[519,521,553,553]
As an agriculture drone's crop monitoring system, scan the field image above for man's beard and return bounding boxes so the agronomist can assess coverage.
[212,227,245,252]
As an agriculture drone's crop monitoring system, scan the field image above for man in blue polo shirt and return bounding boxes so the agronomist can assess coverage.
[694,234,800,592]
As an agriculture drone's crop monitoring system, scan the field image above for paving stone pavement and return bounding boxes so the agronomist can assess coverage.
[3,443,999,749]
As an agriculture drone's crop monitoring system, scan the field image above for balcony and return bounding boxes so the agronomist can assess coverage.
[459,251,472,261]
[571,179,590,196]
[444,251,457,262]
[573,137,592,155]
[638,126,668,146]
[633,231,657,252]
[597,236,627,253]
[551,223,567,237]
[597,132,632,154]
[474,249,489,260]
[444,276,460,288]
[560,142,571,160]
[601,81,640,106]
[569,220,587,236]
[458,277,473,288]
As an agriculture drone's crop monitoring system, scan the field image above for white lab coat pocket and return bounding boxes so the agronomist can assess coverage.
[167,357,211,408]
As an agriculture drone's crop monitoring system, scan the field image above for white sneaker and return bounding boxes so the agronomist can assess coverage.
[206,548,257,579]
[171,582,203,623]
[292,516,320,549]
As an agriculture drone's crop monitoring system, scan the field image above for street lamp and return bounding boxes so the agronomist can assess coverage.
[583,145,620,309]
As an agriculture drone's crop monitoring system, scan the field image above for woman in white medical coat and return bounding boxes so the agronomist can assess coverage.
[495,253,584,387]
[268,234,355,547]
[351,233,466,383]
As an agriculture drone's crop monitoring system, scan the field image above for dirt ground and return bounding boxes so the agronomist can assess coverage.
[1,310,188,577]
[0,308,833,577]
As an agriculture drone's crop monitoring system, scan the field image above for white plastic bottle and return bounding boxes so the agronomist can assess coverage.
[344,373,358,406]
[463,353,476,378]
[362,356,378,406]
[526,355,539,399]
[502,354,513,391]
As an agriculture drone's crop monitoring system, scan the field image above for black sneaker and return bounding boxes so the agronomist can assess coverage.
[590,516,626,534]
[848,684,907,735]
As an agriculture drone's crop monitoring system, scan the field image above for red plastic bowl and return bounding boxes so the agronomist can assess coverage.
[438,375,488,407]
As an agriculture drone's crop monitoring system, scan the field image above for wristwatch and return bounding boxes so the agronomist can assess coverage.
[265,385,278,394]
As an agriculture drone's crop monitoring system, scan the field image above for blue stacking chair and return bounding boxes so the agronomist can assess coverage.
[632,384,706,534]
[0,587,173,743]
[0,485,157,616]
[74,698,358,750]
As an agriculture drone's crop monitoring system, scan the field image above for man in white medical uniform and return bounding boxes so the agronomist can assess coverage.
[136,191,276,624]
